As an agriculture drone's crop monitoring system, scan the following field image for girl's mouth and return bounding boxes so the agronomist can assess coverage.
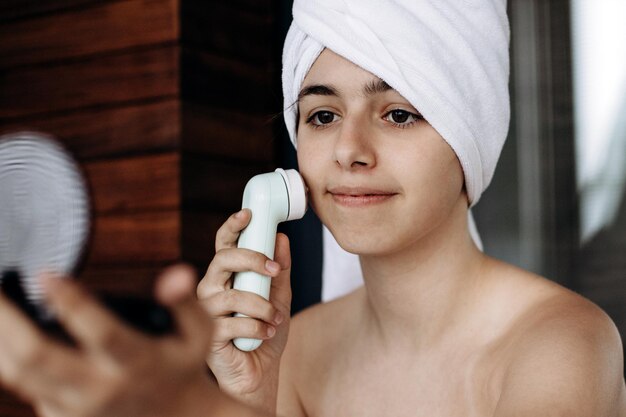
[327,187,397,207]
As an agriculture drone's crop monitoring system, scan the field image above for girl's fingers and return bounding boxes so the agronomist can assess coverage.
[211,316,277,344]
[154,265,211,343]
[42,274,143,359]
[0,291,86,405]
[269,233,293,313]
[0,293,50,378]
[154,264,198,306]
[215,209,251,252]
[200,289,282,326]
[197,248,281,299]
[15,350,90,409]
[34,402,68,417]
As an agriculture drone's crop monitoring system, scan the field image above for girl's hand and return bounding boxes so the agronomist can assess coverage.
[0,265,224,417]
[197,209,292,413]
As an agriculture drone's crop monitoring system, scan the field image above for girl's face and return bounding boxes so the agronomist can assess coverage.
[296,49,465,256]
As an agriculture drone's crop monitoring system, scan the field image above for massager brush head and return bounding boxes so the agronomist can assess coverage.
[0,132,89,317]
[275,168,308,221]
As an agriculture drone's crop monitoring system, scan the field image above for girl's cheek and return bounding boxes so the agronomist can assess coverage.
[296,148,314,176]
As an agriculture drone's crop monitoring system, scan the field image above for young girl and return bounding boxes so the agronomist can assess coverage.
[198,0,626,416]
[0,1,623,416]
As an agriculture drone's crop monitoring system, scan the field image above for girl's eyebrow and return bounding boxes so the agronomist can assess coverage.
[298,78,392,101]
[362,78,392,96]
[298,84,338,101]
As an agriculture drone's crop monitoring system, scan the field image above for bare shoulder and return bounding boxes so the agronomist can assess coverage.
[491,262,626,416]
[278,287,364,415]
[284,286,364,364]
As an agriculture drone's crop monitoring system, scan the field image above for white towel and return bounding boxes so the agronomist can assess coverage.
[282,0,510,301]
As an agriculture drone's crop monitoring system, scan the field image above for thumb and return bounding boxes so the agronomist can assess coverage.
[154,264,210,340]
[270,233,292,314]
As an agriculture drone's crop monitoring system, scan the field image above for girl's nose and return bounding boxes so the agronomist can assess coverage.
[333,118,376,170]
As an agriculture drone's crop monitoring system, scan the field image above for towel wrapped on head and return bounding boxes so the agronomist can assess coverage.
[281,0,511,300]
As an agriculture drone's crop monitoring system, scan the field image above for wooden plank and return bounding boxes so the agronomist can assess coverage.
[181,47,275,113]
[85,211,180,265]
[181,103,274,162]
[84,152,180,215]
[0,99,180,160]
[0,45,179,120]
[0,0,104,22]
[182,153,272,212]
[0,0,273,21]
[78,264,167,295]
[0,99,278,162]
[0,0,179,68]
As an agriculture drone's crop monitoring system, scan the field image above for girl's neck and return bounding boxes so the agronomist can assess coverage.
[358,199,489,353]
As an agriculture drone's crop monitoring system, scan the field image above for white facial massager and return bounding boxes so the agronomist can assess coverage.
[233,168,307,351]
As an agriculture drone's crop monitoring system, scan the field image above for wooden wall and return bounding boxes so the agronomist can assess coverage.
[0,0,283,414]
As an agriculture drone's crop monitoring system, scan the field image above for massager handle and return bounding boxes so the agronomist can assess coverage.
[232,169,306,352]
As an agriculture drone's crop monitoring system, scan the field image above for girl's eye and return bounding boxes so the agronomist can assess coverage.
[306,111,338,126]
[383,109,422,127]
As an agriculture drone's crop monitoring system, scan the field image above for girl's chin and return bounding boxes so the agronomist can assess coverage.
[330,230,400,257]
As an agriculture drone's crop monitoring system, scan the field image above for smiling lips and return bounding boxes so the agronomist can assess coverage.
[328,187,397,207]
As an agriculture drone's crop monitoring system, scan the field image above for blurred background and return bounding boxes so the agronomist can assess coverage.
[0,0,624,415]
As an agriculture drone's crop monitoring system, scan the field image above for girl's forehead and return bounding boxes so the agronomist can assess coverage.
[300,49,406,102]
